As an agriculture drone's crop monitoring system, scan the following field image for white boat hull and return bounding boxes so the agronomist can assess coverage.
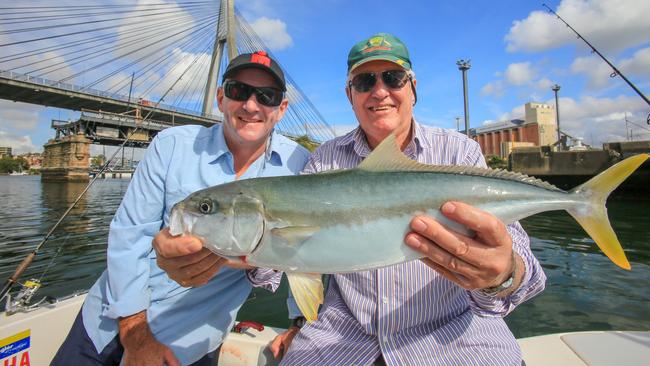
[2,294,648,365]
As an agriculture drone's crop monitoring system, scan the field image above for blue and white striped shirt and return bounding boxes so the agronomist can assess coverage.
[282,122,546,366]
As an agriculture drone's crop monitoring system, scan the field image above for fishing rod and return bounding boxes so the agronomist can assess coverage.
[541,3,650,125]
[0,53,210,303]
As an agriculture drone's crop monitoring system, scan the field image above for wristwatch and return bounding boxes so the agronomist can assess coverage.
[480,252,517,296]
[480,271,515,296]
[290,316,306,329]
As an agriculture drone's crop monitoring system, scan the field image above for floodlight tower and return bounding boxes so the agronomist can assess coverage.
[457,59,471,136]
[552,84,561,150]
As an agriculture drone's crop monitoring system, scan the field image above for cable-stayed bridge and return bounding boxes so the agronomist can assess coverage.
[0,0,335,180]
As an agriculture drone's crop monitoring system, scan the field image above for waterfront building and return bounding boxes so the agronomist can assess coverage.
[0,146,12,158]
[19,152,43,170]
[473,102,558,158]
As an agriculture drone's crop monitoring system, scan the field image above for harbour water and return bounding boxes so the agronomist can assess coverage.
[1,175,649,338]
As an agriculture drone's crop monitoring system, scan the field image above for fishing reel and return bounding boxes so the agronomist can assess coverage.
[4,278,55,315]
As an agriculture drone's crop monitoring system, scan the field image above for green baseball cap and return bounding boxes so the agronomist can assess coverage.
[347,33,412,73]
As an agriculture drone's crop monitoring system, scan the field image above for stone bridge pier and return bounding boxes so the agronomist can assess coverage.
[41,133,90,182]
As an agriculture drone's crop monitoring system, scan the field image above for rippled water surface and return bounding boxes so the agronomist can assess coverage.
[1,175,649,336]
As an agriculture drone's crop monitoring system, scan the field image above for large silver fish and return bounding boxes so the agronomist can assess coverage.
[169,134,648,321]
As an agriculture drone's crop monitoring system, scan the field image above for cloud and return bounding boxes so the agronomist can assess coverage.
[489,94,649,145]
[505,62,535,85]
[0,130,39,154]
[506,0,650,53]
[570,56,614,89]
[138,47,211,101]
[570,47,650,90]
[249,17,293,50]
[536,78,555,90]
[481,62,551,98]
[0,100,42,130]
[619,47,650,77]
[481,80,506,98]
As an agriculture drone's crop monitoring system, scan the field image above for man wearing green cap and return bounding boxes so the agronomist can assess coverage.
[272,33,545,366]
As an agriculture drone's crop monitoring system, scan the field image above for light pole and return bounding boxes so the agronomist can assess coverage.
[457,60,471,136]
[552,84,561,150]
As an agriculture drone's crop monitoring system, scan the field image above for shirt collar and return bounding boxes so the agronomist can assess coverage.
[209,124,283,166]
[338,119,424,159]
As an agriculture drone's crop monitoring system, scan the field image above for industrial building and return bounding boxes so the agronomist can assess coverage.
[472,102,558,158]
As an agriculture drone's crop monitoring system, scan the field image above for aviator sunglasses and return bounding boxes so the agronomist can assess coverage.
[223,80,284,107]
[349,69,412,93]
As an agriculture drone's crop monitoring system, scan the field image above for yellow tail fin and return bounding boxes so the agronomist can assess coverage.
[286,273,324,323]
[567,153,649,270]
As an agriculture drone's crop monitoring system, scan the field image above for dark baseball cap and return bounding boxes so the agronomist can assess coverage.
[222,51,286,91]
[347,33,412,73]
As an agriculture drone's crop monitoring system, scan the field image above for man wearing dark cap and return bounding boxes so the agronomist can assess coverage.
[52,51,310,366]
[271,33,546,365]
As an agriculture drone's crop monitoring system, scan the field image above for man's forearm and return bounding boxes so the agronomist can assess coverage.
[118,311,154,349]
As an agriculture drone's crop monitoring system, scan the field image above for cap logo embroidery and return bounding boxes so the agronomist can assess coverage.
[361,36,392,54]
[251,51,271,67]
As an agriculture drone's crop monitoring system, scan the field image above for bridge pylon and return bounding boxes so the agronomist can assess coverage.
[202,0,237,115]
[41,134,91,182]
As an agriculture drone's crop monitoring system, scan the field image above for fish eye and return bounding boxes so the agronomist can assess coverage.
[199,198,215,214]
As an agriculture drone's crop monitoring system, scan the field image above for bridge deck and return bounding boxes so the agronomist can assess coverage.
[0,70,221,126]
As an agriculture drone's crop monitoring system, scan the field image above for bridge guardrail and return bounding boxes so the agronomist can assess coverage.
[0,70,223,121]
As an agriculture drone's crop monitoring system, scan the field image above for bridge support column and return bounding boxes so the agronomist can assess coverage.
[41,133,91,182]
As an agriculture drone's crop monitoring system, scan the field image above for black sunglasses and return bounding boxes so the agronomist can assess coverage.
[349,70,411,93]
[223,80,284,107]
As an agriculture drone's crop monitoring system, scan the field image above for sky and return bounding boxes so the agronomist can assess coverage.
[1,0,649,155]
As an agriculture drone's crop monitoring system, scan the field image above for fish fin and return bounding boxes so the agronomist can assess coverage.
[567,153,649,270]
[270,226,320,246]
[358,134,563,192]
[358,133,426,172]
[286,273,324,323]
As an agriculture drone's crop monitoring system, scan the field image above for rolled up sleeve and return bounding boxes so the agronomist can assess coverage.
[103,135,170,319]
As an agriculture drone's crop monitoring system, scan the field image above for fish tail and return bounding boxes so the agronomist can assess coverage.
[567,153,649,270]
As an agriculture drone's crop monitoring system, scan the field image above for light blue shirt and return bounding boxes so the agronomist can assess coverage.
[82,124,309,365]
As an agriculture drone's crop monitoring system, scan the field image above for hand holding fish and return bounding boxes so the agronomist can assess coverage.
[405,201,523,296]
[153,227,229,287]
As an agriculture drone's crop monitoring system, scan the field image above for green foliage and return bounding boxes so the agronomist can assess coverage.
[91,154,106,168]
[291,135,320,152]
[0,157,28,173]
[486,155,508,170]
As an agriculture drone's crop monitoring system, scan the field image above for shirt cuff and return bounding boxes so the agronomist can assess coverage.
[246,268,282,292]
[102,292,151,319]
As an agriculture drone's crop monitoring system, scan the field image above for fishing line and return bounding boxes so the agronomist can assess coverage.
[542,3,650,109]
[0,43,213,303]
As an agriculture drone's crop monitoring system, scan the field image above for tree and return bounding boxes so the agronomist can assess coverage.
[15,157,29,171]
[91,154,106,168]
[486,155,508,170]
[291,135,320,152]
[0,157,28,173]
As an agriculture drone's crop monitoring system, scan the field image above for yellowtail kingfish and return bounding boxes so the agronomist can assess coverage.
[170,134,648,321]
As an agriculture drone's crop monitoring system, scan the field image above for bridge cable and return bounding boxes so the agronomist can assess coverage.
[0,34,214,303]
[5,13,204,71]
[0,3,210,24]
[28,19,214,78]
[62,16,217,87]
[0,16,189,64]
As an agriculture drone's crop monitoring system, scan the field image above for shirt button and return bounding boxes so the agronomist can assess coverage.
[382,297,389,304]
